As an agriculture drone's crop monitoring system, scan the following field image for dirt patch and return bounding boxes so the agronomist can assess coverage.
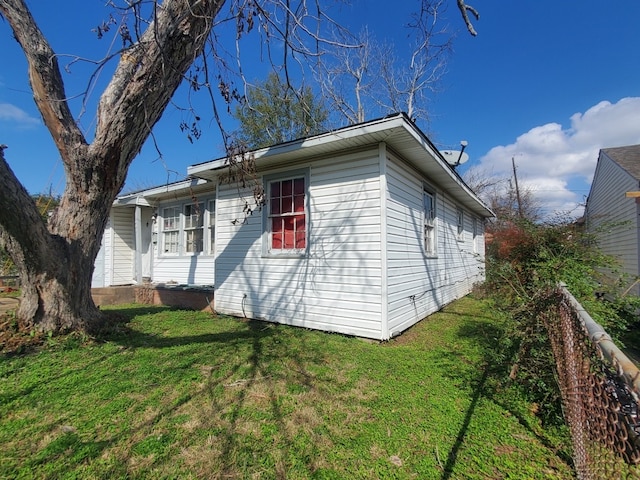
[0,296,19,314]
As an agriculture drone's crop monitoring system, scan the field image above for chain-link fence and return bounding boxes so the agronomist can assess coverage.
[545,284,640,479]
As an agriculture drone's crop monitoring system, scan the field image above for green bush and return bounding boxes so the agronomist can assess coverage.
[484,218,640,424]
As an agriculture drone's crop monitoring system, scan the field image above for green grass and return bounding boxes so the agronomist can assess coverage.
[0,297,573,479]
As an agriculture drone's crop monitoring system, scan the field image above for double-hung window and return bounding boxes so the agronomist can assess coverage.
[267,174,307,253]
[162,206,180,254]
[457,208,464,241]
[208,199,216,255]
[423,189,436,256]
[472,217,478,253]
[184,202,204,253]
[160,198,215,256]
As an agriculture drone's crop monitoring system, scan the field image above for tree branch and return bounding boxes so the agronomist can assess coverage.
[456,0,479,36]
[0,147,55,268]
[0,0,87,160]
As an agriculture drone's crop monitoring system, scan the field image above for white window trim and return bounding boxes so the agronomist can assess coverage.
[207,198,216,256]
[456,207,465,242]
[184,201,205,254]
[159,196,216,257]
[423,186,437,258]
[472,216,478,253]
[262,169,310,258]
[161,206,180,256]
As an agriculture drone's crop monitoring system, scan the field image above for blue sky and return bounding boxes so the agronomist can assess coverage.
[1,1,639,217]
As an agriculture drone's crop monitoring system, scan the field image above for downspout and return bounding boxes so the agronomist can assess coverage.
[379,142,389,340]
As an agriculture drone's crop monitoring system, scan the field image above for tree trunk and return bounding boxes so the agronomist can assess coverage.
[0,0,226,334]
[0,147,108,333]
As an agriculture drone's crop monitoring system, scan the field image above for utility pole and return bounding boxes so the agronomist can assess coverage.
[512,156,523,219]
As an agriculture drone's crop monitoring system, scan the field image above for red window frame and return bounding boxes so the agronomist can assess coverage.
[269,177,306,251]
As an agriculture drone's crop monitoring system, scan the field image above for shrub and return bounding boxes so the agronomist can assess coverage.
[484,218,640,423]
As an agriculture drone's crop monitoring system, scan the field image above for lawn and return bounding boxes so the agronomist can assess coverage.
[0,296,573,479]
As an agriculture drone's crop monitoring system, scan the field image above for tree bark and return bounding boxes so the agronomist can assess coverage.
[0,147,99,333]
[0,0,225,333]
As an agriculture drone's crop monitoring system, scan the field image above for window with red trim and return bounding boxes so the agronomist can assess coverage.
[269,177,306,251]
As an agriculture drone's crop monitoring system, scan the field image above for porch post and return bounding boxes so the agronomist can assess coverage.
[134,205,143,284]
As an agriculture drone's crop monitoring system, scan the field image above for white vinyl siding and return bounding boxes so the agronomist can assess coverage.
[152,255,216,285]
[585,153,639,289]
[215,149,384,339]
[91,216,111,288]
[111,207,135,285]
[385,154,485,337]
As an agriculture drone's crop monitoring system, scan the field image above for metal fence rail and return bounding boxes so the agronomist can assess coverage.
[548,284,640,479]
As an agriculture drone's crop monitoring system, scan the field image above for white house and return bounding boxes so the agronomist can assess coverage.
[93,113,494,339]
[584,144,640,295]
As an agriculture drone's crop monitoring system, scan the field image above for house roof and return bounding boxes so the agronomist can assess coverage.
[114,178,210,207]
[187,113,494,218]
[602,144,640,181]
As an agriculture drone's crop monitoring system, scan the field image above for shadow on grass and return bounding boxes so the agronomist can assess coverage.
[102,309,275,350]
[15,311,328,479]
[438,312,573,477]
[441,364,489,480]
[2,296,339,476]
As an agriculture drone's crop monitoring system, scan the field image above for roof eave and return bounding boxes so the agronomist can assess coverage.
[186,115,493,218]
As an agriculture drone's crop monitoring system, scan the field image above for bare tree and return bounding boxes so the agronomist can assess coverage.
[462,165,505,199]
[316,0,453,127]
[315,27,373,125]
[463,165,542,224]
[0,0,480,335]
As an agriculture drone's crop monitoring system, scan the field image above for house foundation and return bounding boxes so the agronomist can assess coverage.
[92,284,214,312]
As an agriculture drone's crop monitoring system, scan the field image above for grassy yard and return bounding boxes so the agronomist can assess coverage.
[0,296,573,479]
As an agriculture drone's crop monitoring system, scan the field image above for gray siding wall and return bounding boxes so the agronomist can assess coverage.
[586,154,639,287]
[214,149,384,339]
[385,154,485,337]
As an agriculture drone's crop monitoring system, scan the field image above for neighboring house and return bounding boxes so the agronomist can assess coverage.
[93,113,494,339]
[584,144,640,294]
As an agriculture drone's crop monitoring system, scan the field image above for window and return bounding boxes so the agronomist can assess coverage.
[423,189,436,256]
[472,217,478,253]
[162,206,180,254]
[159,198,215,256]
[267,175,306,253]
[208,199,216,255]
[457,208,464,240]
[184,202,204,253]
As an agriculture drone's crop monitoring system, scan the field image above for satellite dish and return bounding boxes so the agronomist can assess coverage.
[441,150,469,167]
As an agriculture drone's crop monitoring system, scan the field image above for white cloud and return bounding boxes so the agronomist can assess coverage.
[472,97,640,218]
[0,103,40,128]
